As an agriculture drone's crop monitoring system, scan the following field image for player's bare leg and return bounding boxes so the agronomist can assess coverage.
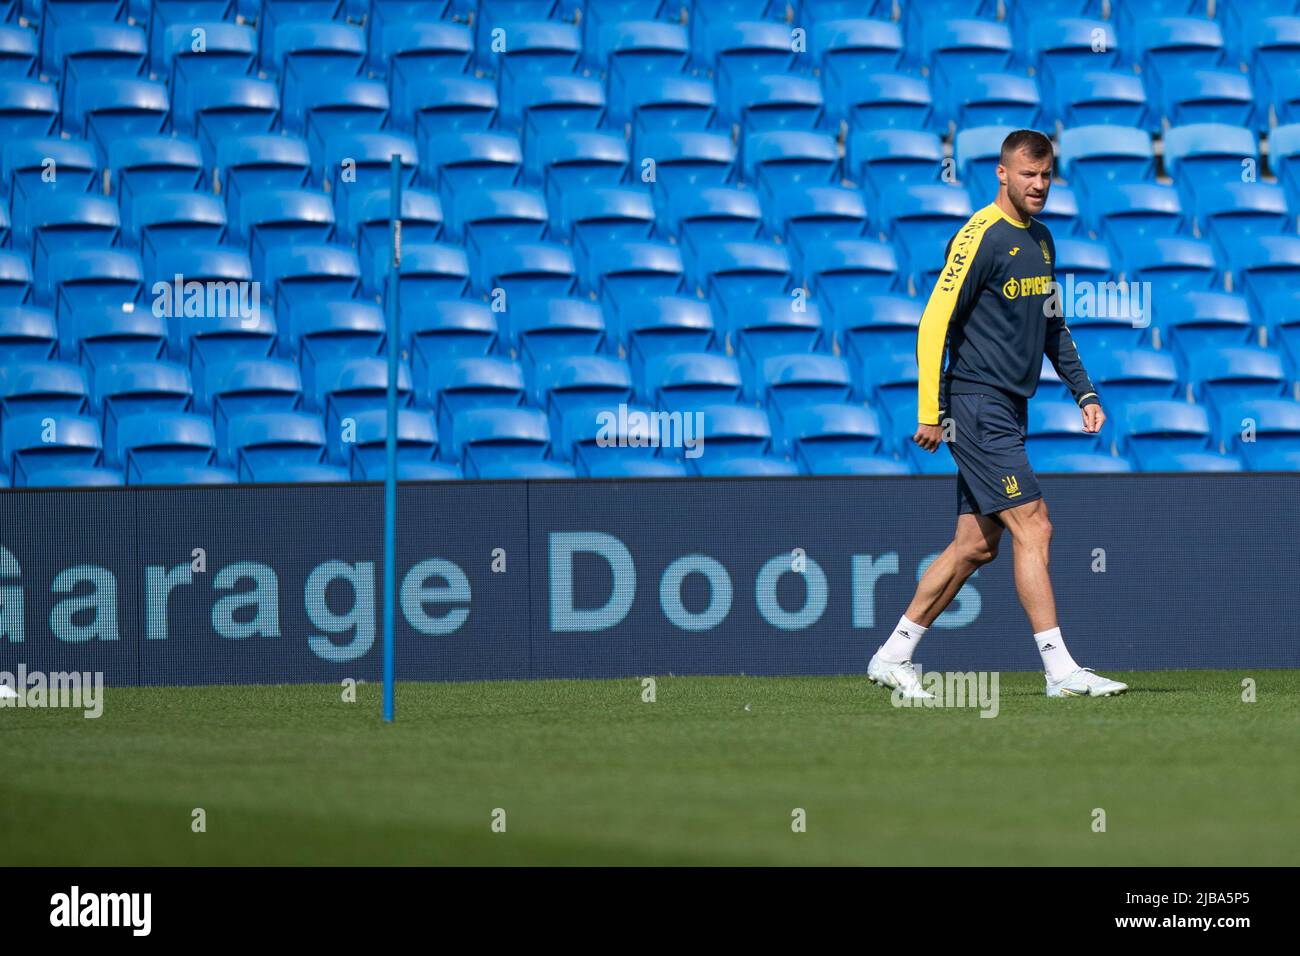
[999,498,1127,697]
[904,512,1003,627]
[868,513,1001,697]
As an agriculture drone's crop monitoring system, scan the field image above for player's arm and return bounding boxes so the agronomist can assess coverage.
[913,230,990,450]
[1044,239,1104,434]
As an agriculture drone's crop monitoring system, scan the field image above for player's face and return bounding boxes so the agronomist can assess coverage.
[999,149,1053,219]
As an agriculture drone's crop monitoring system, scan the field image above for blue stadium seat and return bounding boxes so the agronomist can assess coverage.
[741,130,839,197]
[149,245,256,360]
[45,249,143,320]
[3,138,97,214]
[52,25,148,132]
[262,244,361,320]
[581,239,684,313]
[1085,181,1186,265]
[809,17,903,79]
[202,359,304,450]
[768,186,868,268]
[373,241,470,302]
[1239,16,1300,128]
[75,78,170,161]
[1218,397,1300,470]
[0,360,91,417]
[1234,236,1300,338]
[1032,450,1135,473]
[1023,15,1118,85]
[419,131,522,200]
[284,298,384,362]
[0,79,59,143]
[420,355,525,443]
[609,72,716,136]
[526,130,629,205]
[828,293,921,374]
[346,187,445,268]
[921,19,1012,92]
[0,304,57,360]
[1193,182,1291,268]
[107,137,204,215]
[555,186,655,253]
[1087,347,1181,405]
[470,240,577,300]
[590,17,689,75]
[399,75,498,137]
[731,299,826,391]
[321,131,418,213]
[1160,68,1255,128]
[236,188,336,273]
[1130,16,1227,105]
[2,411,102,483]
[125,191,227,268]
[1052,236,1116,284]
[38,0,128,71]
[63,305,168,377]
[343,407,443,479]
[678,404,779,476]
[0,250,33,303]
[113,410,216,478]
[782,402,890,474]
[19,193,120,295]
[561,400,676,472]
[225,409,329,478]
[93,360,192,444]
[634,130,736,198]
[1152,290,1255,362]
[717,71,825,133]
[180,76,280,163]
[758,353,853,443]
[805,239,901,319]
[299,79,390,163]
[485,19,581,78]
[1058,125,1154,198]
[257,2,346,67]
[659,185,761,248]
[215,135,312,216]
[691,240,793,324]
[502,297,605,369]
[704,20,797,75]
[149,1,240,64]
[271,21,365,125]
[0,24,36,78]
[1187,346,1290,411]
[444,185,548,245]
[505,74,606,137]
[829,71,934,131]
[1050,70,1150,129]
[529,355,634,446]
[847,128,944,197]
[1126,236,1220,301]
[944,72,1041,130]
[639,351,742,410]
[302,357,412,460]
[374,18,471,79]
[1163,123,1259,205]
[1118,399,1243,472]
[443,405,551,475]
[615,295,717,373]
[160,22,257,92]
[21,464,126,486]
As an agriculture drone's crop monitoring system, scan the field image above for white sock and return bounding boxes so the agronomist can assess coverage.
[1035,626,1080,682]
[878,614,927,662]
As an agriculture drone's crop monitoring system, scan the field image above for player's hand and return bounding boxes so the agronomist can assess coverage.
[912,422,944,452]
[1081,403,1105,434]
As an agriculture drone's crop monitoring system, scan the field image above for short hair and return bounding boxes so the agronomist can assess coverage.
[1000,129,1054,166]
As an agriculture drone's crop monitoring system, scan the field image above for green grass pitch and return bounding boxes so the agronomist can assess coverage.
[3,670,1298,865]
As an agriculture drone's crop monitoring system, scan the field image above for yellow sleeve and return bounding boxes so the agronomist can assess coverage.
[915,218,993,425]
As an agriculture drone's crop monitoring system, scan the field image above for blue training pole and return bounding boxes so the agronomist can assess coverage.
[383,154,402,723]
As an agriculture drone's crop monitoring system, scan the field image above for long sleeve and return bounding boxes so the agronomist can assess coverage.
[1043,237,1100,409]
[915,224,993,425]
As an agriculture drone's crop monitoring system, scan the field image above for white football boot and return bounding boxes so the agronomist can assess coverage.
[1046,667,1129,698]
[867,653,934,700]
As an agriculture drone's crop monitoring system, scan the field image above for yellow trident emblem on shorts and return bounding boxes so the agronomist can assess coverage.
[1002,474,1022,498]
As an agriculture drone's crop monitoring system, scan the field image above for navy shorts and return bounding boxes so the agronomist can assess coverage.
[944,391,1043,516]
